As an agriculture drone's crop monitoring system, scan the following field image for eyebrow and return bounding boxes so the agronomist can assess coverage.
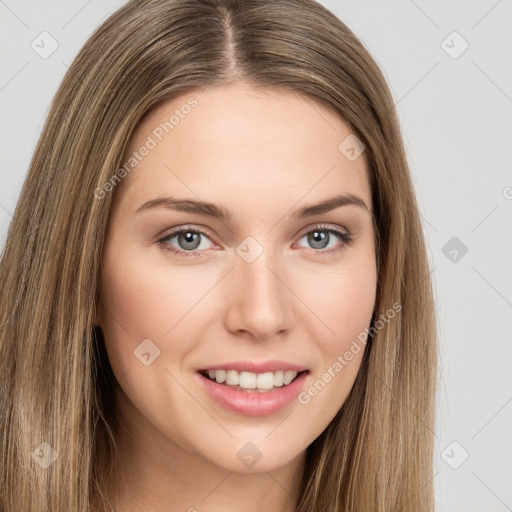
[135,193,371,219]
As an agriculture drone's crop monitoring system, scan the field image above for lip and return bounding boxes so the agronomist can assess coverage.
[197,360,309,373]
[195,370,309,417]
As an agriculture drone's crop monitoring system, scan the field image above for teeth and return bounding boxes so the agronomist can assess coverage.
[240,371,257,389]
[205,369,300,390]
[283,370,297,385]
[214,369,226,383]
[226,370,239,386]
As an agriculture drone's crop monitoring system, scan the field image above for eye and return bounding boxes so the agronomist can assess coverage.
[158,227,216,257]
[158,224,353,258]
[295,224,353,255]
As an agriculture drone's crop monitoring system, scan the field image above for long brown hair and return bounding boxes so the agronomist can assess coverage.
[0,0,437,510]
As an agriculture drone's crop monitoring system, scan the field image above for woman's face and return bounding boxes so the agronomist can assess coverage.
[98,83,377,474]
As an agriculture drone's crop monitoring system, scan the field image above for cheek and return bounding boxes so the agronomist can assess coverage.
[98,243,223,387]
[335,273,376,348]
[98,245,176,375]
[298,255,377,348]
[297,261,376,443]
[100,245,203,339]
[294,256,376,419]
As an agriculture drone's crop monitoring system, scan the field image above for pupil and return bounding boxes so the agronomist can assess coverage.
[309,230,328,249]
[180,231,200,250]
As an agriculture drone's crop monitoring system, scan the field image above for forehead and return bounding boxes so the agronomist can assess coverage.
[114,84,371,217]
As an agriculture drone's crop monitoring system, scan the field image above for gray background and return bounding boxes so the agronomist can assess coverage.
[1,1,511,510]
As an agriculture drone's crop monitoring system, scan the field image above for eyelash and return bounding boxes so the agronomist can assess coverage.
[158,224,354,258]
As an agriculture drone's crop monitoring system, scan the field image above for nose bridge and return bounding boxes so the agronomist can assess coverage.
[224,241,294,339]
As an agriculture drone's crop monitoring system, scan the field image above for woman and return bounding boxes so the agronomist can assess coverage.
[0,0,437,510]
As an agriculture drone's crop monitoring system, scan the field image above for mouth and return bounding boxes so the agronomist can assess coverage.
[195,366,310,416]
[198,368,309,393]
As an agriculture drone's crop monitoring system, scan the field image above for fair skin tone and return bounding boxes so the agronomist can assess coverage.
[96,83,377,512]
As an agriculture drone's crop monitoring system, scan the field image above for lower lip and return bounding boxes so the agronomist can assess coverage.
[195,371,309,417]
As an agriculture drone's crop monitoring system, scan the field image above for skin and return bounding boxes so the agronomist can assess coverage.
[96,82,377,512]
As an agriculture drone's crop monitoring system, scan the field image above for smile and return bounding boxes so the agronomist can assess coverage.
[199,369,305,392]
[195,363,310,416]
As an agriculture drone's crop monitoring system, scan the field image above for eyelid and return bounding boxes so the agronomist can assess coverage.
[157,224,219,248]
[293,223,353,254]
[295,222,349,238]
[158,225,218,258]
[158,223,353,257]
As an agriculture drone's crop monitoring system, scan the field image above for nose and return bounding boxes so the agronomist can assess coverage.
[223,247,295,341]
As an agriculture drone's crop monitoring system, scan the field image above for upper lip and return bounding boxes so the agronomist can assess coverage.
[198,360,309,373]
